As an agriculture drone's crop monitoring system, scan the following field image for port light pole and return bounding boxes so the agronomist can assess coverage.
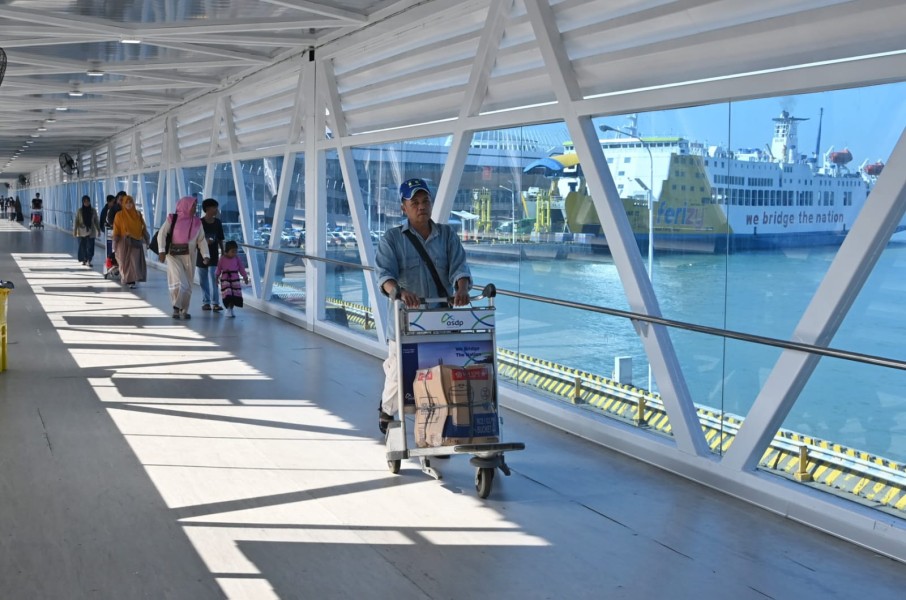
[499,184,516,244]
[600,124,655,391]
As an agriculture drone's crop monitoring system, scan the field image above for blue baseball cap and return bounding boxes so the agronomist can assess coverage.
[399,178,431,201]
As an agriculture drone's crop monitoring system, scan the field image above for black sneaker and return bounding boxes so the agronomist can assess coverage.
[379,410,394,434]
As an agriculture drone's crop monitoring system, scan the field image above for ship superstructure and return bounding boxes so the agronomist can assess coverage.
[550,111,882,252]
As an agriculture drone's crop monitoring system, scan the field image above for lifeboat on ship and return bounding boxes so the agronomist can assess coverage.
[829,149,853,165]
[863,161,884,176]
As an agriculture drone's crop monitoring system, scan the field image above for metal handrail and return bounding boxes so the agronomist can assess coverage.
[239,241,906,373]
[474,284,906,373]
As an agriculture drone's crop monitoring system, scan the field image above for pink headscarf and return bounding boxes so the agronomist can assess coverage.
[172,196,202,244]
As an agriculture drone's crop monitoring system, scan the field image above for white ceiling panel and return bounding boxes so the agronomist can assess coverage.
[0,0,903,181]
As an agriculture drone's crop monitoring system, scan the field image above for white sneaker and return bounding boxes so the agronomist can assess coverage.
[227,308,235,318]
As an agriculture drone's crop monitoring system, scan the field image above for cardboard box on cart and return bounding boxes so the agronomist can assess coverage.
[412,364,500,448]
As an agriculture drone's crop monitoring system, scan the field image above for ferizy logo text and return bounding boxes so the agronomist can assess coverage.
[441,313,464,327]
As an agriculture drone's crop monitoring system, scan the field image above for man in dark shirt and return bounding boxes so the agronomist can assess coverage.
[105,191,126,229]
[197,198,225,311]
[98,195,115,230]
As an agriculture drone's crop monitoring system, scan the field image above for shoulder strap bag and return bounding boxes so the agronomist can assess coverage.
[149,213,177,254]
[401,227,450,303]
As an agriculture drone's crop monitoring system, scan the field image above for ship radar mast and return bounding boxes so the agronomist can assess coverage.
[624,114,639,138]
[771,110,809,163]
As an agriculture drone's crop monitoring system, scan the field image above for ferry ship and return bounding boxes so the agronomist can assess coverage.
[526,111,889,253]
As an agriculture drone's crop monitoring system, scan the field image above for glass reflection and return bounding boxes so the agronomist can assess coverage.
[269,153,306,313]
[142,172,159,227]
[238,156,283,295]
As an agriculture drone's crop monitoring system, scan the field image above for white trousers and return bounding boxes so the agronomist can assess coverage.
[381,342,399,415]
[166,254,195,311]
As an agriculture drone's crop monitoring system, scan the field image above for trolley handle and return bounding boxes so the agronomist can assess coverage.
[394,283,496,306]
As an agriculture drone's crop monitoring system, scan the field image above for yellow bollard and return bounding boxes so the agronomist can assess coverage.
[572,376,582,404]
[637,396,648,426]
[794,445,813,482]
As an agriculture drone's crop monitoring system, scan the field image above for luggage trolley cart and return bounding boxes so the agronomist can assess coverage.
[103,225,120,280]
[384,284,524,498]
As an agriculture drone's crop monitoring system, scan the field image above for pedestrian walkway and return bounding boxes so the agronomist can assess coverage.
[1,228,905,599]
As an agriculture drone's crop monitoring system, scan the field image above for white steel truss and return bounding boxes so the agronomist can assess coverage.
[9,0,906,562]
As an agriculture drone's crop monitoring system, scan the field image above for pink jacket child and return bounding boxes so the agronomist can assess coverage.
[215,241,250,317]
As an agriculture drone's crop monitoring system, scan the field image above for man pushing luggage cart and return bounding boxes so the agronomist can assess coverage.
[375,178,523,497]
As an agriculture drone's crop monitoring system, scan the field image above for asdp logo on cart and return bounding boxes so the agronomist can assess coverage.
[441,313,464,327]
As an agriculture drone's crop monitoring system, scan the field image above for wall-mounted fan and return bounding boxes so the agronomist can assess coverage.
[17,174,27,186]
[59,152,78,176]
[0,48,6,87]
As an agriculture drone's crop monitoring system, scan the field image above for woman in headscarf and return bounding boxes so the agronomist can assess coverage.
[73,195,100,266]
[156,196,209,319]
[112,194,149,288]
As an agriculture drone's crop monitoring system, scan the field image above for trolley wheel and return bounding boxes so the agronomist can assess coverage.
[387,459,401,474]
[475,467,495,499]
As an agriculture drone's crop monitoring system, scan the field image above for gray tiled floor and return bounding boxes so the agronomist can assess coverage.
[2,224,905,599]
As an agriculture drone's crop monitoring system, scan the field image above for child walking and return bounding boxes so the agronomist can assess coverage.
[216,241,250,317]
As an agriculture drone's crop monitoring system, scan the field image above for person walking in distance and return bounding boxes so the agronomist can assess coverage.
[374,178,472,434]
[156,196,209,320]
[216,240,249,318]
[197,198,225,312]
[73,195,100,266]
[112,195,150,288]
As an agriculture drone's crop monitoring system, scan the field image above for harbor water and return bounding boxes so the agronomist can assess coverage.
[465,239,906,461]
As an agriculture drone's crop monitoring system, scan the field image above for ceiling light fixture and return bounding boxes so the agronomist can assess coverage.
[86,68,104,77]
[56,106,68,111]
[120,37,141,44]
[46,118,56,123]
[37,127,47,132]
[68,90,84,97]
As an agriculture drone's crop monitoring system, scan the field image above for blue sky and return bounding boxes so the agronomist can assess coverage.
[600,81,906,167]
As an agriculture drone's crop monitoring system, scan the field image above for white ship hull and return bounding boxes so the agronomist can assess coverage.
[556,111,889,252]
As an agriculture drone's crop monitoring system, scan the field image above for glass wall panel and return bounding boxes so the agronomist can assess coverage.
[53,182,78,230]
[322,149,370,332]
[114,175,133,197]
[182,165,206,200]
[270,153,306,314]
[237,156,283,295]
[770,84,906,516]
[347,136,461,337]
[142,172,160,228]
[90,179,104,210]
[210,163,243,279]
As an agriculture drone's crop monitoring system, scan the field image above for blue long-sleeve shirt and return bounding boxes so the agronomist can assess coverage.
[375,220,471,333]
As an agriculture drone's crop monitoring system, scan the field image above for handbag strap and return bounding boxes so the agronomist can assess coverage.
[401,227,449,301]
